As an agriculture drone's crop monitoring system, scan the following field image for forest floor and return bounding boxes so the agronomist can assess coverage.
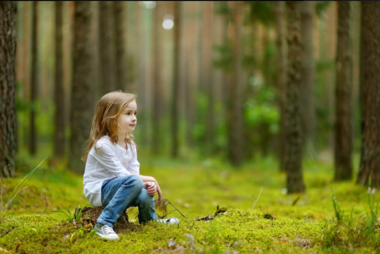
[0,152,379,253]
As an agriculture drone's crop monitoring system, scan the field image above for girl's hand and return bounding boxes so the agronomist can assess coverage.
[146,178,163,201]
[146,182,157,196]
[138,175,163,201]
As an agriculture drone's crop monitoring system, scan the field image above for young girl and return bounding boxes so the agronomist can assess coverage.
[82,91,178,240]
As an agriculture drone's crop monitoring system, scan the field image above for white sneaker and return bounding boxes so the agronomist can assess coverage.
[157,217,179,225]
[95,224,119,240]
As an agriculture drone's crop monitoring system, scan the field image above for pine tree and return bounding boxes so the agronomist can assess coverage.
[0,1,17,177]
[334,1,353,181]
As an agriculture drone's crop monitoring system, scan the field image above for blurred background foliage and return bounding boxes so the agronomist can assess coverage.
[3,1,374,189]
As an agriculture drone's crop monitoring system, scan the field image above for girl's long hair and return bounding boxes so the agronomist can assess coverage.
[82,91,137,162]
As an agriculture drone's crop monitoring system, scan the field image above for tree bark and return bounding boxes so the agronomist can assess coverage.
[357,2,380,187]
[98,1,116,94]
[227,1,243,166]
[334,1,353,181]
[300,1,316,158]
[203,1,215,154]
[326,3,337,151]
[275,1,287,171]
[54,1,65,157]
[171,1,181,158]
[284,1,305,194]
[0,1,17,177]
[151,1,162,155]
[185,1,197,149]
[30,1,38,156]
[69,1,93,174]
[114,1,125,91]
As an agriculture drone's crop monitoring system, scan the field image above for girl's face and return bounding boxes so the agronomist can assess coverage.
[118,100,137,134]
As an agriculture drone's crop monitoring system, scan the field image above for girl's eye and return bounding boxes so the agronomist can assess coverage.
[134,112,137,115]
[126,112,131,115]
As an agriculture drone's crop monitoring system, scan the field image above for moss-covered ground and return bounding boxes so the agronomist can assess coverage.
[1,152,379,253]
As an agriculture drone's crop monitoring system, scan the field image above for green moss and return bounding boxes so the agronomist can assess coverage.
[0,156,379,253]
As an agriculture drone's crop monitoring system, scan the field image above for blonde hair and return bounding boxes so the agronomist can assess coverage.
[82,91,137,162]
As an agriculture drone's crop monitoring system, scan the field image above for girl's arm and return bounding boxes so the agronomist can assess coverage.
[133,174,163,201]
[128,143,162,199]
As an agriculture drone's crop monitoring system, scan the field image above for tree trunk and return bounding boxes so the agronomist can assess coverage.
[284,1,305,194]
[114,1,125,91]
[196,1,203,92]
[326,3,337,151]
[69,1,93,174]
[203,1,215,154]
[171,1,180,158]
[18,2,30,147]
[211,2,226,156]
[357,2,380,187]
[334,1,353,181]
[54,1,65,157]
[30,1,38,156]
[185,1,197,149]
[151,1,162,155]
[98,1,116,94]
[0,1,17,177]
[275,1,287,171]
[300,1,316,158]
[227,1,243,166]
[359,2,366,134]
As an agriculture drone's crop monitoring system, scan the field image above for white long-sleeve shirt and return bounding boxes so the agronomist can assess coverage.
[83,136,140,207]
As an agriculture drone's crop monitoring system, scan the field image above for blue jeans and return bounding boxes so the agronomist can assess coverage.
[96,175,157,227]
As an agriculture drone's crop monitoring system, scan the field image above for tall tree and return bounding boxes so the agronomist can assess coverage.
[275,1,287,171]
[171,1,181,158]
[357,2,380,187]
[54,1,65,157]
[113,1,125,90]
[227,1,244,166]
[203,1,215,154]
[98,1,116,94]
[0,1,17,177]
[151,1,162,155]
[326,3,338,150]
[69,1,93,174]
[184,1,198,149]
[300,1,316,158]
[284,1,305,193]
[30,1,38,155]
[334,1,353,181]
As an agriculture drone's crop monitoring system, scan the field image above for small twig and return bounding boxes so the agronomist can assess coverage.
[251,187,263,210]
[167,200,187,219]
[156,198,187,219]
[292,196,301,206]
[157,209,176,219]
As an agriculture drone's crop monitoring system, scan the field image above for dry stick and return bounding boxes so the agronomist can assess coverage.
[166,199,186,219]
[155,198,186,219]
[168,200,186,219]
[158,209,177,218]
[251,187,263,210]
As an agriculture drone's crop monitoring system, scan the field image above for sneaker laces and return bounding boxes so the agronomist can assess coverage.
[103,225,115,235]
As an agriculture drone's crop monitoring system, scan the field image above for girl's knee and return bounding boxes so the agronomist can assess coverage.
[122,175,143,190]
[139,188,154,206]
